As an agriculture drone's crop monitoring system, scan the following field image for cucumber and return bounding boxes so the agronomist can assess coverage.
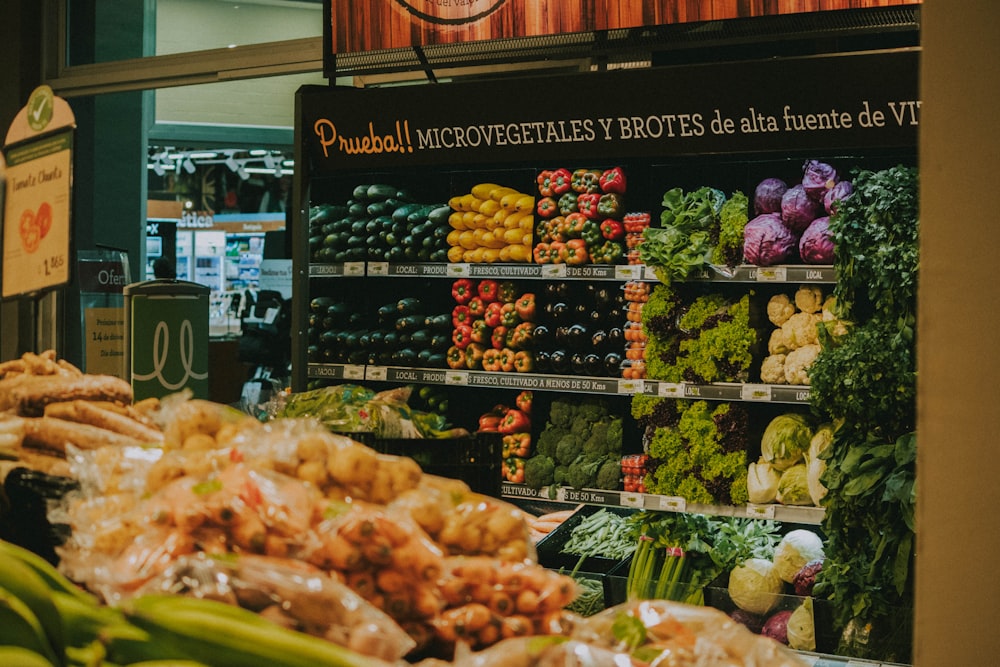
[392,202,425,223]
[366,184,398,201]
[426,205,452,226]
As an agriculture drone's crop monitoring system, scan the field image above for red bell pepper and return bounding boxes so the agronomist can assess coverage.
[572,168,603,194]
[515,390,533,414]
[452,305,472,328]
[479,412,502,432]
[536,197,558,219]
[498,408,530,434]
[452,324,473,349]
[599,166,627,194]
[498,348,516,373]
[477,279,498,303]
[481,347,503,372]
[451,278,474,304]
[467,296,486,318]
[537,168,572,197]
[490,325,508,350]
[600,218,625,241]
[465,343,486,370]
[513,350,534,373]
[446,345,466,369]
[564,238,589,265]
[497,281,519,304]
[484,301,503,328]
[576,193,602,219]
[514,293,536,321]
[470,318,490,344]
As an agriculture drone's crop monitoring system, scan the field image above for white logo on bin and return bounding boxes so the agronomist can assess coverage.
[132,319,207,389]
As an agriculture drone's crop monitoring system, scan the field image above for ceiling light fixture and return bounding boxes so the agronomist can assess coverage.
[182,158,196,174]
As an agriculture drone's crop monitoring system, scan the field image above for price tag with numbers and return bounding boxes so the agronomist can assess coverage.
[445,370,469,385]
[746,503,776,519]
[620,492,644,508]
[365,366,387,381]
[343,262,365,276]
[617,379,644,395]
[367,262,388,276]
[740,384,773,401]
[343,364,365,380]
[658,496,686,512]
[540,264,567,278]
[755,266,788,282]
[614,265,641,280]
[447,263,471,277]
[658,382,684,398]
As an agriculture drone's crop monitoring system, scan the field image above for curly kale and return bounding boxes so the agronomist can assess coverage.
[644,400,748,505]
[555,433,584,466]
[524,455,555,490]
[673,294,755,383]
[711,191,750,268]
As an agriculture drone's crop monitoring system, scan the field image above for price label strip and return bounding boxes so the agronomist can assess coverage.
[746,503,777,519]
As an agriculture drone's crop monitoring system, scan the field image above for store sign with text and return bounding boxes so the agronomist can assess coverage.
[2,86,76,299]
[300,51,919,173]
[328,0,920,56]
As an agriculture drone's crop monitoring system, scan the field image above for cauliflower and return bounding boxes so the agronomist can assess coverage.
[821,295,839,321]
[760,354,788,384]
[784,344,821,385]
[794,285,824,314]
[781,312,819,349]
[767,328,791,355]
[766,293,796,326]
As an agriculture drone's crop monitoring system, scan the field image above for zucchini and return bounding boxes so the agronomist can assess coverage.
[392,202,425,223]
[426,205,452,226]
[352,184,371,201]
[396,297,422,315]
[406,205,436,225]
[366,184,398,201]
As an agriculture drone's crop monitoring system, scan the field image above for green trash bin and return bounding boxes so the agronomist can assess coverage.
[124,279,210,401]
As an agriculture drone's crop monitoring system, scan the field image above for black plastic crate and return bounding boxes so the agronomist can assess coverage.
[352,431,502,497]
[535,505,635,575]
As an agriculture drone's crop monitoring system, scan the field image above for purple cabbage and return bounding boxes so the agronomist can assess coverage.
[730,609,765,634]
[754,178,789,216]
[743,213,799,266]
[762,610,792,645]
[799,216,835,264]
[823,179,853,214]
[792,559,824,597]
[801,159,838,201]
[780,184,823,234]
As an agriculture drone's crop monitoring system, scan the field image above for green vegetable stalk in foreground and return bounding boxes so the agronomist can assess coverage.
[808,164,918,663]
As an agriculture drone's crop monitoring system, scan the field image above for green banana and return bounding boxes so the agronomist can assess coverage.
[0,540,95,604]
[51,591,125,648]
[0,550,67,660]
[0,646,56,667]
[124,594,379,667]
[0,585,61,666]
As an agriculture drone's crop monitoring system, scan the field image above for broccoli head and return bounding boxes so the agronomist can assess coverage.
[576,398,610,424]
[548,400,575,428]
[566,455,602,490]
[605,417,624,454]
[555,433,584,466]
[583,422,610,459]
[535,424,567,459]
[553,464,569,486]
[524,455,556,490]
[594,457,622,490]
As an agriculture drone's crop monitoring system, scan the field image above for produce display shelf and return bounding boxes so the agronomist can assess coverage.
[306,364,813,404]
[502,481,825,525]
[308,261,837,284]
[796,652,909,667]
